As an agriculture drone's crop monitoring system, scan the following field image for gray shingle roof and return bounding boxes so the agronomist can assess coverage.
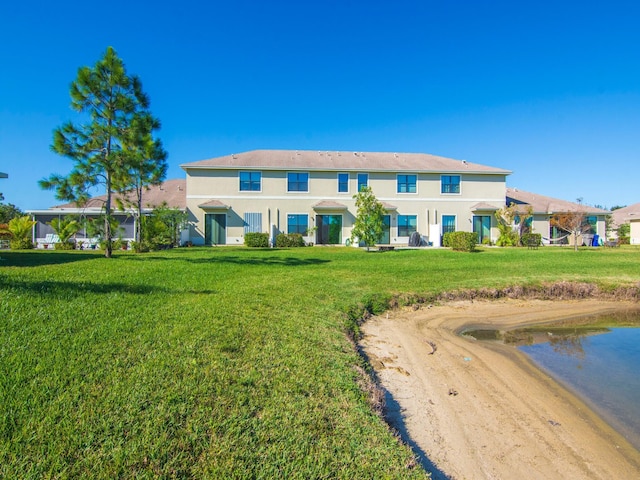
[52,179,186,210]
[506,188,609,215]
[610,202,640,226]
[181,150,511,175]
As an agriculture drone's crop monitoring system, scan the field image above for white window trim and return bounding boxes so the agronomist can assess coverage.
[357,172,369,192]
[397,213,418,237]
[287,171,310,193]
[441,214,457,235]
[238,171,263,193]
[396,173,418,195]
[440,174,461,195]
[286,213,310,235]
[337,172,350,194]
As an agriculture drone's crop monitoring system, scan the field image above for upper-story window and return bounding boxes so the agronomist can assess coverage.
[397,174,417,193]
[239,171,261,191]
[287,172,309,192]
[337,173,349,193]
[441,175,461,194]
[357,173,369,192]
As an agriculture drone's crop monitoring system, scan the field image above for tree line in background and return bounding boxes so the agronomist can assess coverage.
[38,46,168,258]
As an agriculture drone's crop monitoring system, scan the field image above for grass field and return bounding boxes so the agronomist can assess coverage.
[1,246,639,478]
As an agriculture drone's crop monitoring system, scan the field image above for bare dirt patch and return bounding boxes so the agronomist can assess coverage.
[360,299,640,480]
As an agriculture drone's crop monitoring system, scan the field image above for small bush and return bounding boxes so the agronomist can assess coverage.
[521,233,542,247]
[275,233,305,247]
[443,231,477,252]
[244,232,269,247]
[619,236,630,245]
[9,238,33,250]
[54,241,75,250]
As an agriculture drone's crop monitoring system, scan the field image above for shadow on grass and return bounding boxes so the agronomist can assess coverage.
[0,278,168,296]
[123,254,331,267]
[0,250,104,267]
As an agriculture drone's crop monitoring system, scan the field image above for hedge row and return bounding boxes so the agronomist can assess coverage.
[520,233,542,247]
[244,232,269,247]
[443,231,478,252]
[276,233,305,247]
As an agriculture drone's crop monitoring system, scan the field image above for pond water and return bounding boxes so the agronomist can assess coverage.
[463,310,640,451]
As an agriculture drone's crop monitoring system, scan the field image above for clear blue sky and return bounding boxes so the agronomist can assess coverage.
[1,1,639,210]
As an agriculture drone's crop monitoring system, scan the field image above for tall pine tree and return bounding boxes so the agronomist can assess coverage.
[40,46,155,257]
[116,113,168,247]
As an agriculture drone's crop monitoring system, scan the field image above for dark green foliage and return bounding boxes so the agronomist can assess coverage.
[137,204,188,251]
[443,231,478,252]
[617,223,630,238]
[275,233,305,247]
[9,238,33,250]
[521,233,542,247]
[619,236,630,245]
[0,203,24,223]
[54,241,76,250]
[244,232,269,247]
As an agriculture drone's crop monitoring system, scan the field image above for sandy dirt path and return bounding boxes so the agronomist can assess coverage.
[360,299,640,480]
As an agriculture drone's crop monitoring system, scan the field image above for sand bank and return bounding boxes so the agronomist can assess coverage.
[360,299,640,479]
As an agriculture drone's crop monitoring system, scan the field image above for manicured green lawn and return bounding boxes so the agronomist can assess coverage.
[1,246,639,478]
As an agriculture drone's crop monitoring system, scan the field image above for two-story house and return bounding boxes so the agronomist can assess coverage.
[180,150,511,246]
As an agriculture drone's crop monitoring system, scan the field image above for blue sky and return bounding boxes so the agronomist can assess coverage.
[1,1,639,210]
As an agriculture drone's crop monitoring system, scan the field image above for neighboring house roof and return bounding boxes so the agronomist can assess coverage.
[610,203,640,226]
[50,179,187,211]
[180,149,512,175]
[506,188,609,215]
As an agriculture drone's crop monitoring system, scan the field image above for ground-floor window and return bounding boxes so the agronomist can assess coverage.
[244,212,262,234]
[397,215,417,237]
[316,214,342,244]
[287,214,308,235]
[442,215,456,235]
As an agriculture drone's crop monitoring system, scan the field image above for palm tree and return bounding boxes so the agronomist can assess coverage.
[49,216,81,249]
[7,215,36,249]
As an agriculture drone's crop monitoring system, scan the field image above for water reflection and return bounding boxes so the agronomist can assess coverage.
[462,307,640,451]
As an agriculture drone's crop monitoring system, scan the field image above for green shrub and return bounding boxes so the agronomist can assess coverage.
[495,223,519,246]
[619,236,630,245]
[521,233,542,247]
[275,233,305,247]
[9,238,33,250]
[54,241,76,250]
[443,231,477,252]
[244,232,269,247]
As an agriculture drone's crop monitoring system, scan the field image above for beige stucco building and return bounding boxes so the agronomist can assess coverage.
[180,150,511,246]
[506,188,609,246]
